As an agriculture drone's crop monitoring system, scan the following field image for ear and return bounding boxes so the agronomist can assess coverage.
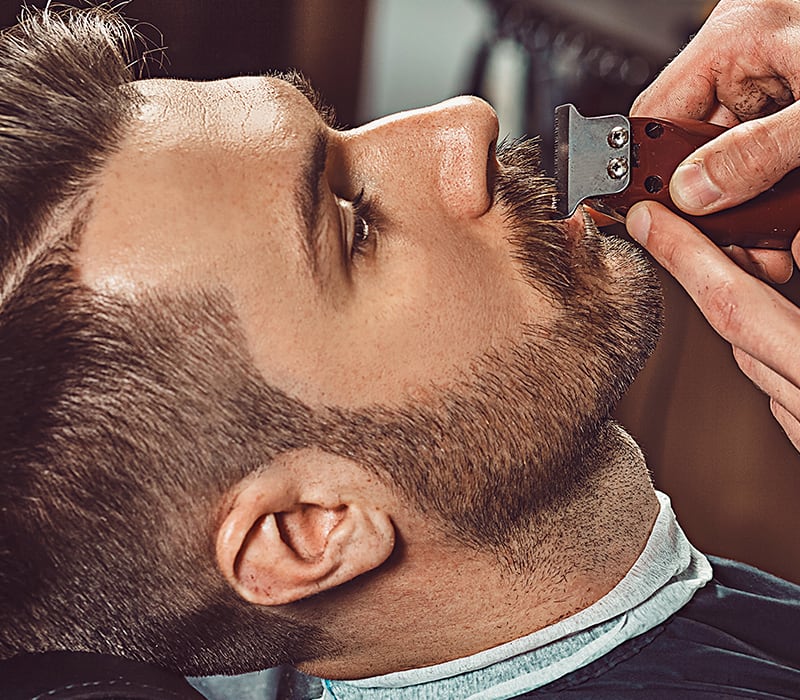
[215,448,396,606]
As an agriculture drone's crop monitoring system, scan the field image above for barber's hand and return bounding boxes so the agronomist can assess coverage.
[627,201,800,450]
[632,0,800,284]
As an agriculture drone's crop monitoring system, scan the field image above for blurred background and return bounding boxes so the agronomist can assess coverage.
[1,0,797,584]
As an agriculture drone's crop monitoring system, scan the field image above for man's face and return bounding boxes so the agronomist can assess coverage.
[78,75,661,548]
[80,75,581,407]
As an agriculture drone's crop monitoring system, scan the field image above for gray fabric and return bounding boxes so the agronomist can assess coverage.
[318,491,712,700]
[184,492,710,700]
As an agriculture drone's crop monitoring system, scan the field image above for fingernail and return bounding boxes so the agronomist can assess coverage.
[626,203,651,246]
[671,161,722,211]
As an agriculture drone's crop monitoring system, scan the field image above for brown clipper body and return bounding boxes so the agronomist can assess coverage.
[554,103,800,249]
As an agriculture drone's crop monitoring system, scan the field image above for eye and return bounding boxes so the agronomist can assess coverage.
[350,190,372,257]
[338,188,376,260]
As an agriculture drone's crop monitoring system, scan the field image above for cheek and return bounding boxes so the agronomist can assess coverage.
[241,215,558,409]
[302,223,553,406]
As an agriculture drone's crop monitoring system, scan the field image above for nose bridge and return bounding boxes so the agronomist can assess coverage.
[413,94,498,135]
[353,96,499,219]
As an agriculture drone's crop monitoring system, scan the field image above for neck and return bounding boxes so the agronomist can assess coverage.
[299,422,659,679]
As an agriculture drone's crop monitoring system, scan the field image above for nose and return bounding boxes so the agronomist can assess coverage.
[346,96,500,220]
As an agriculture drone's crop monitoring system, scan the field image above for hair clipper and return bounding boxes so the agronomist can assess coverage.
[553,103,800,249]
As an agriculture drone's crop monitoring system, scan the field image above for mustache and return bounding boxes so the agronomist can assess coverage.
[494,136,557,220]
[494,137,582,302]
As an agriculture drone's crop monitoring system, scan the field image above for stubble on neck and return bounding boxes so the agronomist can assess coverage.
[295,421,659,679]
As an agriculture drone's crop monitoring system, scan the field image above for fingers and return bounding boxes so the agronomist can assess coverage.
[626,201,800,388]
[705,103,741,129]
[669,104,800,215]
[722,246,794,284]
[770,399,800,452]
[744,249,794,284]
[719,75,796,117]
[630,0,729,121]
[631,68,718,120]
[629,9,721,121]
[791,235,800,267]
[733,347,800,416]
[734,347,800,450]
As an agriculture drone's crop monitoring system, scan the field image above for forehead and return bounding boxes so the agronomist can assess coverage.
[77,75,315,295]
[132,75,308,151]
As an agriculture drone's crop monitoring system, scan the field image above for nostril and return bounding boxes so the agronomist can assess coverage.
[425,96,500,218]
[486,138,498,207]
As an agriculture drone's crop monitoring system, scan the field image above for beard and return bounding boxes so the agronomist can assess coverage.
[54,139,662,676]
[308,137,664,559]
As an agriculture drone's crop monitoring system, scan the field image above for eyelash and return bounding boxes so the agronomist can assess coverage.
[347,188,376,259]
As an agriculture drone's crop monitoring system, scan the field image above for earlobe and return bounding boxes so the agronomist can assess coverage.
[215,449,395,606]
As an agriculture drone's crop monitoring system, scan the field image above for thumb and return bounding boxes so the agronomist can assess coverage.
[670,104,800,215]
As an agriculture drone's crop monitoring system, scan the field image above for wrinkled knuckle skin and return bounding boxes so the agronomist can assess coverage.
[720,120,786,187]
[704,279,742,339]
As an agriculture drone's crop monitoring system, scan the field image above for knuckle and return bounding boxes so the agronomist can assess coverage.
[714,120,785,188]
[703,278,743,338]
[630,91,647,116]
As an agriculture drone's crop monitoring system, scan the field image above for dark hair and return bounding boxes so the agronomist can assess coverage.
[0,5,327,674]
[0,3,663,679]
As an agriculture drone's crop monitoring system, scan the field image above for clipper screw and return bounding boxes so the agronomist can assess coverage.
[607,157,629,180]
[645,175,663,193]
[645,122,664,139]
[607,126,629,149]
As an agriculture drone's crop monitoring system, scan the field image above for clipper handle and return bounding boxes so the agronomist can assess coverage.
[601,117,800,249]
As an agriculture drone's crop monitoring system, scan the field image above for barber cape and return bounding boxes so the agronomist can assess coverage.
[312,491,800,700]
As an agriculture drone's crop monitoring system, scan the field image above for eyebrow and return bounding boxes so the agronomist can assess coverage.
[276,70,339,130]
[271,71,343,284]
[294,127,329,283]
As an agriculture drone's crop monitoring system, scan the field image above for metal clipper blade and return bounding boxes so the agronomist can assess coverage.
[554,104,632,218]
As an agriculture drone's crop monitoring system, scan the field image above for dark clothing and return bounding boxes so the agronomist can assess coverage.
[524,557,800,698]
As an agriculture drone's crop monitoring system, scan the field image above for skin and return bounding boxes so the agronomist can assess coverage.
[628,0,800,450]
[246,436,657,677]
[80,75,568,409]
[77,75,657,676]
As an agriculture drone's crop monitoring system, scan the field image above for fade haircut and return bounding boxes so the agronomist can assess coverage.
[0,5,329,674]
[0,2,663,680]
